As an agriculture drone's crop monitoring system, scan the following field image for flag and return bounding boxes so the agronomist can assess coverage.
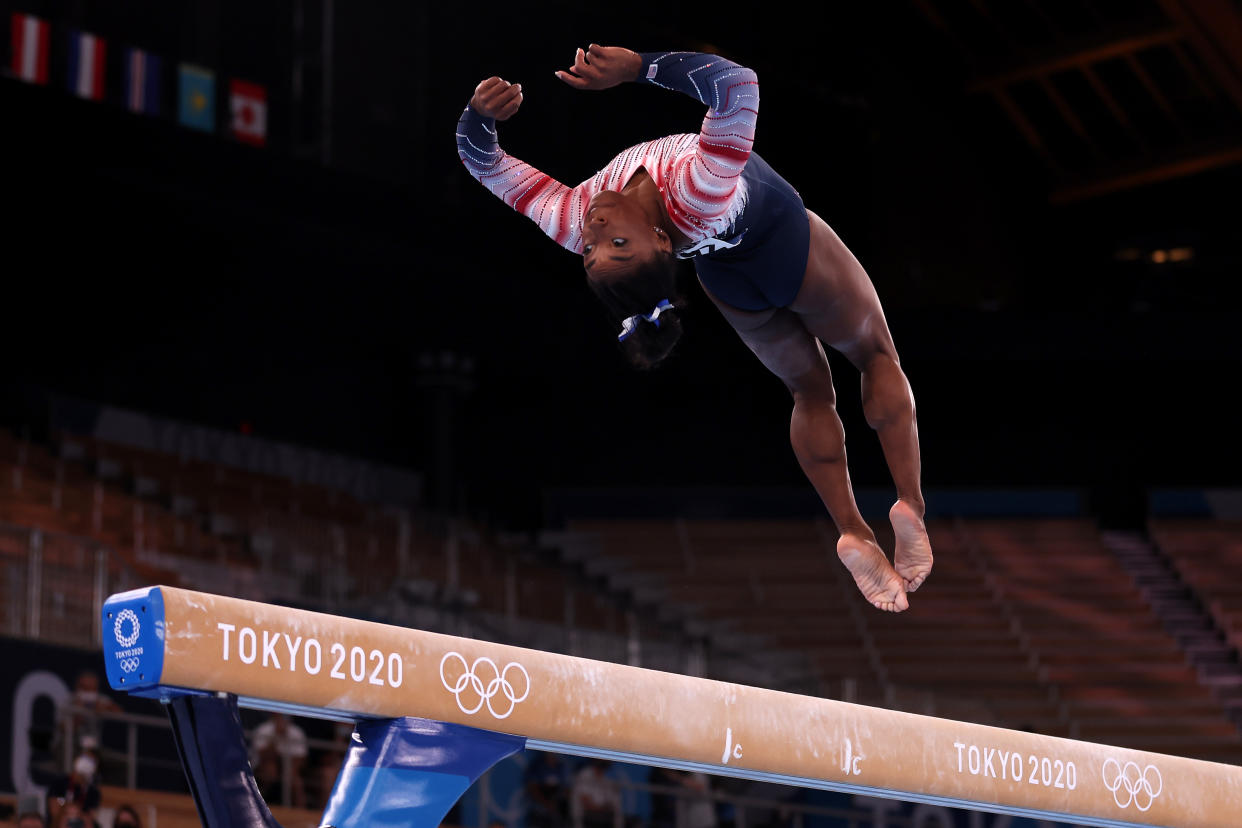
[10,13,50,85]
[229,78,267,147]
[123,47,162,116]
[178,63,215,133]
[67,29,107,101]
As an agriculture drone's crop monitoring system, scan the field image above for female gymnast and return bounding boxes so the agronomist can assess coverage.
[457,46,932,611]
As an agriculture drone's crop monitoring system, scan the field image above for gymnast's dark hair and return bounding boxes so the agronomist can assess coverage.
[587,251,685,371]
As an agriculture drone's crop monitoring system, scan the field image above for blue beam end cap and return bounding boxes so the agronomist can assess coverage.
[102,587,166,694]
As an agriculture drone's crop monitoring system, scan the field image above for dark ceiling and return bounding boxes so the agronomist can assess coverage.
[1,0,1239,526]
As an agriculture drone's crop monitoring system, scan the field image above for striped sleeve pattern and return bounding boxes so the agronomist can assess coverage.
[637,51,759,234]
[455,51,758,255]
[456,105,588,253]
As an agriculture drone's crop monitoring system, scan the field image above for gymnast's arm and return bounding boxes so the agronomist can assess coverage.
[456,77,590,253]
[557,46,759,221]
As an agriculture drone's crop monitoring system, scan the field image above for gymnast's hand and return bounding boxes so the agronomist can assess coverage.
[555,44,642,90]
[470,77,523,121]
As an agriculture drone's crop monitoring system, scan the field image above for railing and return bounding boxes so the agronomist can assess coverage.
[608,778,923,828]
[0,521,148,649]
[0,432,1014,724]
[59,703,345,812]
[60,705,923,828]
[0,517,1009,732]
[60,705,180,792]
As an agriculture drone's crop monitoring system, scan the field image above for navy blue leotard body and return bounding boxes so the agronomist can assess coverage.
[676,149,810,311]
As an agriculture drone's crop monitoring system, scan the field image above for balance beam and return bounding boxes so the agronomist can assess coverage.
[102,586,1242,828]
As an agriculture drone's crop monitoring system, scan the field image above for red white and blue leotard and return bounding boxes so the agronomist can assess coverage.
[457,51,811,311]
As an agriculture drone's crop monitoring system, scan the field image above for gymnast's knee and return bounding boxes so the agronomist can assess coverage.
[787,366,836,406]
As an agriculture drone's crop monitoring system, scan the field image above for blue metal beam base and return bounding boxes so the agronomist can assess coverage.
[322,717,525,828]
[165,690,527,828]
[166,693,285,828]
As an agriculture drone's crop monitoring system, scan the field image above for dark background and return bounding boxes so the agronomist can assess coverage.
[2,1,1239,528]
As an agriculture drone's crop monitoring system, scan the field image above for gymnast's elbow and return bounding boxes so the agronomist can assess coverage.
[727,65,760,108]
[736,64,759,93]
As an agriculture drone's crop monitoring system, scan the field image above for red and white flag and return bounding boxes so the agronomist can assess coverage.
[10,13,50,85]
[230,79,267,147]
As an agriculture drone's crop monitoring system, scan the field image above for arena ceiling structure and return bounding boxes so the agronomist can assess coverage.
[1,1,1239,526]
[907,0,1242,203]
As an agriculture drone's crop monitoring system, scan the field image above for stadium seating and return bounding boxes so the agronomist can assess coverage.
[1150,519,1242,652]
[560,514,1242,761]
[4,424,1241,767]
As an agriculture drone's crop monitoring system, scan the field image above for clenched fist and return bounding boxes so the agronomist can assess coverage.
[470,77,523,121]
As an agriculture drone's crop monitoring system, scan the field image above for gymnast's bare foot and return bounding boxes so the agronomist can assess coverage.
[891,499,934,592]
[837,533,908,612]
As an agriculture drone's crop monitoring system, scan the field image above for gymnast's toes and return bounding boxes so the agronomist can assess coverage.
[890,499,934,593]
[838,533,909,612]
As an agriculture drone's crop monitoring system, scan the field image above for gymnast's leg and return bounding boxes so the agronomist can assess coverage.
[857,349,933,591]
[791,366,910,612]
[703,292,908,612]
[791,210,933,592]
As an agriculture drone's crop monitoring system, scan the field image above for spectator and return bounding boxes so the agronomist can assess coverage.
[51,802,92,828]
[46,750,100,828]
[312,721,353,809]
[111,805,142,828]
[675,772,716,828]
[250,713,308,807]
[26,722,62,791]
[648,766,682,828]
[711,776,749,828]
[54,673,118,774]
[570,759,622,828]
[525,751,570,828]
[737,781,799,828]
[16,813,46,828]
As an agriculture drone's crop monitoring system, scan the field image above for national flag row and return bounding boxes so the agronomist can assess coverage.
[8,12,267,146]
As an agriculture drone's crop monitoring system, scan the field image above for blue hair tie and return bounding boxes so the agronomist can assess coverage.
[617,299,675,342]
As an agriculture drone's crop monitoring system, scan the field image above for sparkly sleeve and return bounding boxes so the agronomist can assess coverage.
[635,51,759,222]
[456,104,590,254]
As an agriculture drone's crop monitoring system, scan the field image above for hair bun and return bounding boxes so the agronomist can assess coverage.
[621,308,682,370]
[586,252,687,370]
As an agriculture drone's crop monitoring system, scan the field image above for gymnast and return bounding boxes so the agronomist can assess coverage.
[456,46,932,611]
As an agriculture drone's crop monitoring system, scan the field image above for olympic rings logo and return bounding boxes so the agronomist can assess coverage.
[439,651,530,719]
[1102,759,1162,811]
[118,658,140,674]
[114,609,140,648]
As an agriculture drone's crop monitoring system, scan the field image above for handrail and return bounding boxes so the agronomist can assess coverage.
[1,517,1016,732]
[59,704,899,827]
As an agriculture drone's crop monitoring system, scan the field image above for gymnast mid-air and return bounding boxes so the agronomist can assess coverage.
[457,45,933,611]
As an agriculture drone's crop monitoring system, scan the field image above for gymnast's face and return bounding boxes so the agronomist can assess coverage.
[582,191,671,278]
